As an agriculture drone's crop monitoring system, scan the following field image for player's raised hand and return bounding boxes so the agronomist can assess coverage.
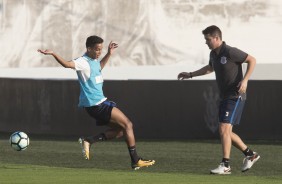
[108,41,118,55]
[37,49,53,55]
[177,72,191,80]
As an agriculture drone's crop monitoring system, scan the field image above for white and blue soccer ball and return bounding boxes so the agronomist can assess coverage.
[9,131,30,151]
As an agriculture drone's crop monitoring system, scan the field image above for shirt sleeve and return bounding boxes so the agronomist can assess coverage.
[73,57,90,71]
[229,47,248,63]
[72,57,91,82]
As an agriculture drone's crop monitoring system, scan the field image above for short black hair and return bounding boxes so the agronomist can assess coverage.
[86,35,103,48]
[202,25,222,40]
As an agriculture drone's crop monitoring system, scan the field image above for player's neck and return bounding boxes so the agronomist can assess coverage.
[85,52,95,60]
[214,41,223,55]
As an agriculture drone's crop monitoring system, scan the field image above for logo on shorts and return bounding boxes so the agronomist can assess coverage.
[220,57,227,64]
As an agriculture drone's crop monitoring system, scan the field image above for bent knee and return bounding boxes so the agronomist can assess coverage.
[219,123,232,136]
[123,119,133,130]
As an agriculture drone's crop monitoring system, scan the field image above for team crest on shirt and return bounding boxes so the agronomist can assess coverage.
[220,56,227,64]
[95,75,104,84]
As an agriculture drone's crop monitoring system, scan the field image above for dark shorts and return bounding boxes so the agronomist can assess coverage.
[219,96,245,125]
[85,100,117,126]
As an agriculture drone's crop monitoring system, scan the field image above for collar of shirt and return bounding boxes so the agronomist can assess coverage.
[83,53,98,62]
[212,41,227,57]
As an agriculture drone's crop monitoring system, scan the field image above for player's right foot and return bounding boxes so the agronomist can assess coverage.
[210,162,231,174]
[78,137,90,160]
[131,158,155,170]
[242,152,260,172]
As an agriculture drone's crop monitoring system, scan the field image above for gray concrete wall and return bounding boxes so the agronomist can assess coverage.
[0,78,281,140]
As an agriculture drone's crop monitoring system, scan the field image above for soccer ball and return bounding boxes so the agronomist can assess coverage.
[9,131,30,151]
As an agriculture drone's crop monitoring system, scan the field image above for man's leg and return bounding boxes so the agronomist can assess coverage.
[110,107,135,147]
[79,124,124,160]
[210,122,232,174]
[110,107,155,170]
[85,124,124,144]
[231,131,260,172]
[219,123,232,161]
[231,131,247,151]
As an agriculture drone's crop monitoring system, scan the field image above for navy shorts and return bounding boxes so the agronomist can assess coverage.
[85,100,117,126]
[219,96,245,125]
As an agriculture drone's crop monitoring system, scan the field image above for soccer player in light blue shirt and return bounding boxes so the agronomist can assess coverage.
[38,35,155,170]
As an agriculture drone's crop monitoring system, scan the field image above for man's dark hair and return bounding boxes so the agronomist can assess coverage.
[86,35,103,48]
[202,25,222,40]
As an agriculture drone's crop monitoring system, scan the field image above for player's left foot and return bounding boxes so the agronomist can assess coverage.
[210,162,231,174]
[242,152,260,172]
[131,158,155,170]
[78,137,90,160]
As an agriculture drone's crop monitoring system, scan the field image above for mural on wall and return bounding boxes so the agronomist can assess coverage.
[203,86,220,134]
[0,0,281,68]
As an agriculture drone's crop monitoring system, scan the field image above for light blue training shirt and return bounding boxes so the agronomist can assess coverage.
[73,54,106,107]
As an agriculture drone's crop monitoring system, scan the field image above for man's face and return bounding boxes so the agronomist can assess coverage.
[204,34,220,50]
[87,43,103,59]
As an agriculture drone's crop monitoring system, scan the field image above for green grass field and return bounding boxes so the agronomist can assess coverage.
[0,137,282,184]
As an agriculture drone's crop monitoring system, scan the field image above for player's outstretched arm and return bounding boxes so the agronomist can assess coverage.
[177,65,213,80]
[100,41,118,69]
[37,49,75,69]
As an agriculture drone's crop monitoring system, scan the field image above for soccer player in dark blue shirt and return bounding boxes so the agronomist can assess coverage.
[178,25,260,174]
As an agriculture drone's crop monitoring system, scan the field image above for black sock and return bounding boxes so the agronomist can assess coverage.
[128,146,139,164]
[85,133,107,144]
[222,158,230,167]
[243,147,254,156]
